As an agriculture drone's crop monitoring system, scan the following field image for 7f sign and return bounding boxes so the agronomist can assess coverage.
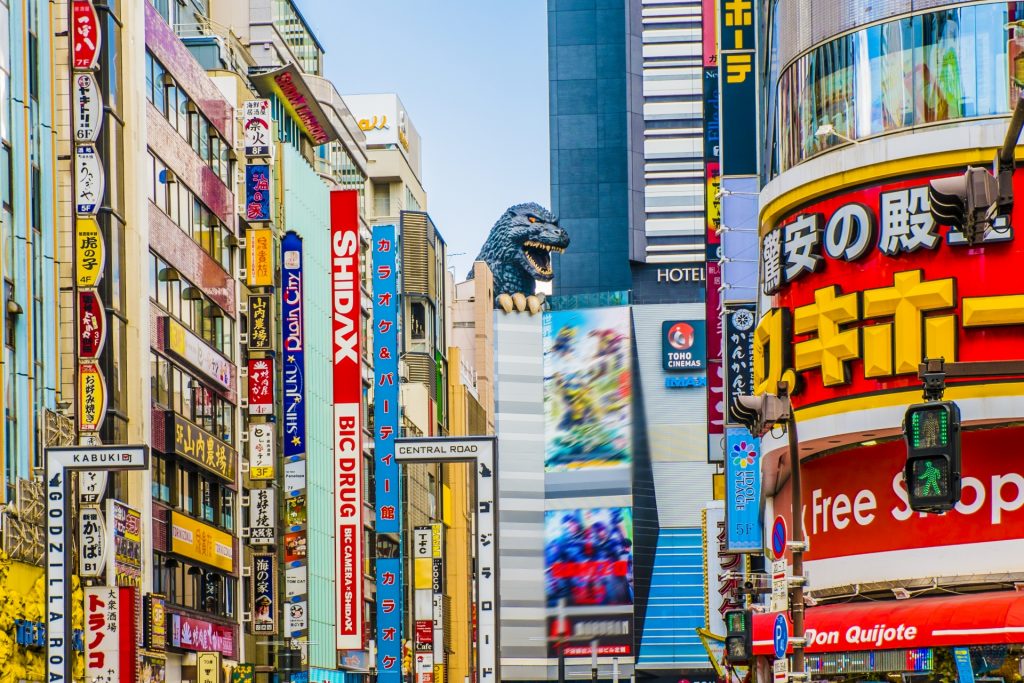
[330,190,363,650]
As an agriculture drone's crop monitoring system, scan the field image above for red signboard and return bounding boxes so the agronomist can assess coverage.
[119,586,138,683]
[71,0,101,70]
[415,620,433,647]
[330,189,363,650]
[247,358,274,415]
[753,590,1024,654]
[773,427,1024,562]
[169,612,235,657]
[78,290,106,359]
[760,169,1024,410]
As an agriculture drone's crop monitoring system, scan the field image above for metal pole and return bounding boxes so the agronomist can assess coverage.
[787,410,806,676]
[612,657,619,683]
[590,639,598,683]
[557,645,566,683]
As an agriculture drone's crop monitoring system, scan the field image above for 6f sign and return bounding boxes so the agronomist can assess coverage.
[46,446,148,683]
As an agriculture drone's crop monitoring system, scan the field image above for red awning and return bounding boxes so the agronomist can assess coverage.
[753,591,1024,655]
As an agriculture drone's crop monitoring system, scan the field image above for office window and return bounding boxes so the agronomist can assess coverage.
[152,454,172,503]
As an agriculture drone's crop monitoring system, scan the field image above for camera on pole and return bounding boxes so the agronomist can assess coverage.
[732,393,791,438]
[903,401,961,513]
[723,609,753,666]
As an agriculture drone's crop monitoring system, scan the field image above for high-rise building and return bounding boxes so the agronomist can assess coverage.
[745,0,1024,678]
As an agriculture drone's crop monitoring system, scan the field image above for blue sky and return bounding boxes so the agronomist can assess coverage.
[298,1,551,278]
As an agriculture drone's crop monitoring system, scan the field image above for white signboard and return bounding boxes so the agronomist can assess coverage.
[285,458,306,493]
[415,652,434,683]
[396,437,498,683]
[79,470,108,504]
[46,446,148,683]
[248,488,276,544]
[248,423,275,480]
[75,144,104,215]
[774,657,789,683]
[287,599,308,634]
[242,99,272,156]
[79,507,107,578]
[286,565,308,598]
[413,527,431,559]
[167,319,232,390]
[771,559,789,613]
[84,586,120,683]
[73,72,102,142]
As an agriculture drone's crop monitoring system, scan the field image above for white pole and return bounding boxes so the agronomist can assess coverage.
[612,657,619,683]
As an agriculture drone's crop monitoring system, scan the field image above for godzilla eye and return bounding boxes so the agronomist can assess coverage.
[528,216,537,223]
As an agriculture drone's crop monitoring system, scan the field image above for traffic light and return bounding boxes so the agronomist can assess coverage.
[732,394,791,438]
[928,167,1002,245]
[903,401,961,513]
[723,609,753,666]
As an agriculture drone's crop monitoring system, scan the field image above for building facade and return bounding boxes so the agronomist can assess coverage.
[750,1,1024,680]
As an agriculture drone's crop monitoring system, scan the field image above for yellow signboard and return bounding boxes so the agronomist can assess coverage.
[414,558,432,590]
[75,217,105,288]
[197,652,222,683]
[247,228,274,288]
[78,362,106,431]
[170,512,234,572]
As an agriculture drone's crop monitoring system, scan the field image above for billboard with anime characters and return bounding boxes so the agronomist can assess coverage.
[544,507,634,608]
[543,307,632,472]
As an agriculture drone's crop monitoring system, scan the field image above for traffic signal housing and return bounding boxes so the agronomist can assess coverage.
[903,401,961,513]
[732,394,791,438]
[928,167,1005,245]
[723,609,753,666]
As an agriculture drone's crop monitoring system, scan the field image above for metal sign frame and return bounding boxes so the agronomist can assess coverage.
[395,436,499,683]
[45,445,149,683]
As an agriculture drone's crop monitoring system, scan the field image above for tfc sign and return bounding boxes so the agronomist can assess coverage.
[330,190,363,650]
[757,170,1024,409]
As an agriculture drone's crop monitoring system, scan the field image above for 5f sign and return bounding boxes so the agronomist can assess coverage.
[46,446,148,683]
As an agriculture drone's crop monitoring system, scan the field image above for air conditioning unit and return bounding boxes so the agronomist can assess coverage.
[398,360,410,381]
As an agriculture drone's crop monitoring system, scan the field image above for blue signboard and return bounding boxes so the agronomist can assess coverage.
[281,232,306,458]
[954,647,975,683]
[725,427,763,551]
[662,320,706,372]
[718,0,758,175]
[245,164,271,222]
[773,613,788,660]
[373,225,400,533]
[376,557,403,683]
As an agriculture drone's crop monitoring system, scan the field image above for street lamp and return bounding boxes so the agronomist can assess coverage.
[813,123,858,145]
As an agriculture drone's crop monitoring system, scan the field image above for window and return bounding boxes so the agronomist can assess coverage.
[152,454,172,502]
[428,471,437,519]
[198,477,215,522]
[177,468,196,514]
[410,302,426,341]
[220,488,234,531]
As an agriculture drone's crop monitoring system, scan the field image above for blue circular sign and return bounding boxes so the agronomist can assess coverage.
[773,613,789,660]
[771,516,788,561]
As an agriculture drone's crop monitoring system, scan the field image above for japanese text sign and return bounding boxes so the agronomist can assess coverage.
[247,294,273,351]
[247,358,274,415]
[79,507,107,578]
[376,557,403,683]
[74,72,102,142]
[252,554,277,634]
[72,0,101,70]
[170,512,234,572]
[169,413,237,482]
[718,0,757,175]
[76,143,104,215]
[725,427,763,552]
[170,613,235,657]
[245,164,271,222]
[143,594,167,651]
[248,488,276,544]
[724,303,756,425]
[108,499,142,588]
[373,224,400,533]
[242,100,272,157]
[75,217,105,288]
[282,231,307,458]
[248,423,275,480]
[85,586,119,683]
[78,290,106,359]
[246,227,274,288]
[78,362,107,432]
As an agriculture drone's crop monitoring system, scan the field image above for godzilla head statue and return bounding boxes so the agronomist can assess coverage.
[469,202,569,314]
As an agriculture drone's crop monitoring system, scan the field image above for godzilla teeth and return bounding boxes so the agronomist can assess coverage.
[524,241,565,254]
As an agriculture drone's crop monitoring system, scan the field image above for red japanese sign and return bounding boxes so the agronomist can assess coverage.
[85,586,120,681]
[78,290,105,359]
[415,620,433,647]
[772,427,1024,564]
[169,612,235,657]
[247,358,274,415]
[760,169,1024,409]
[330,189,364,650]
[71,0,101,70]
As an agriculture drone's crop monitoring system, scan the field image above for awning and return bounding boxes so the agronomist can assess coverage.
[753,591,1024,655]
[250,63,340,146]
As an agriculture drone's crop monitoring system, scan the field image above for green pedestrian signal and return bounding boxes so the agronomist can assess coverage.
[723,609,753,666]
[903,401,961,513]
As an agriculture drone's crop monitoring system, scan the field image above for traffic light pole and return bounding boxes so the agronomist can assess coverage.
[918,357,1024,395]
[779,382,806,678]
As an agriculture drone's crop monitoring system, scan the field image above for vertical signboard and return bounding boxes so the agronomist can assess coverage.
[247,358,274,415]
[108,500,143,587]
[245,164,271,222]
[85,586,120,683]
[718,0,758,175]
[75,143,104,214]
[430,524,444,670]
[282,232,308,458]
[373,224,400,530]
[252,554,277,634]
[79,508,107,578]
[330,190,364,650]
[71,0,101,70]
[247,294,273,351]
[78,290,106,359]
[246,227,274,288]
[376,558,403,683]
[724,303,756,425]
[724,427,762,552]
[242,99,272,157]
[74,72,102,142]
[75,217,105,288]
[78,362,107,432]
[248,488,276,544]
[248,423,275,480]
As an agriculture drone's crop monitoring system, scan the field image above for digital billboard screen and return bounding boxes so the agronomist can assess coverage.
[544,507,634,608]
[543,308,632,472]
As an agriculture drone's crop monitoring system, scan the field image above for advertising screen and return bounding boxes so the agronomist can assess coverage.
[543,308,632,472]
[544,507,634,608]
